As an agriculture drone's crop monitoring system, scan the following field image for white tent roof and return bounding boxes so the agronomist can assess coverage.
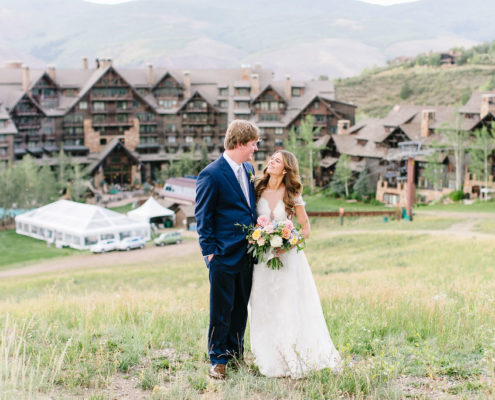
[127,197,174,222]
[15,199,148,236]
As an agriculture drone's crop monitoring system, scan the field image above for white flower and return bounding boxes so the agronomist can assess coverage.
[270,235,283,248]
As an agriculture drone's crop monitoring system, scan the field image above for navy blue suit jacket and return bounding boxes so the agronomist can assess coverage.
[195,155,257,268]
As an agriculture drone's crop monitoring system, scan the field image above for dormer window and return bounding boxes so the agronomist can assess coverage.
[292,87,302,97]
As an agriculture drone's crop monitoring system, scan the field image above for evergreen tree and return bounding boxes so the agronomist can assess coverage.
[284,115,325,194]
[423,150,445,201]
[331,154,353,198]
[352,166,372,199]
[438,112,470,191]
[468,124,495,199]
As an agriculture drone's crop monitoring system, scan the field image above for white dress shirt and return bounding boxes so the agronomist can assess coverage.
[223,152,250,207]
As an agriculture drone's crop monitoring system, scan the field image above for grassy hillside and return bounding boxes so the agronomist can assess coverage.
[0,216,494,398]
[335,64,495,118]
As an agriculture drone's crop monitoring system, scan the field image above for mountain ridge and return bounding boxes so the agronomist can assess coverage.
[0,0,493,79]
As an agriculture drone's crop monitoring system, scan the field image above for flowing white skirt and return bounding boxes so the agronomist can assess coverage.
[249,248,341,378]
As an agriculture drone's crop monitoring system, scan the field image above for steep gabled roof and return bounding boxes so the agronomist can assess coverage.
[86,139,139,174]
[252,84,287,104]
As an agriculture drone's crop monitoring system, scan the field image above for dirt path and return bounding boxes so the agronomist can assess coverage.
[3,212,494,279]
[0,240,201,279]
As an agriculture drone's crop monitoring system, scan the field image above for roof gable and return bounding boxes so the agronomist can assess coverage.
[252,84,286,104]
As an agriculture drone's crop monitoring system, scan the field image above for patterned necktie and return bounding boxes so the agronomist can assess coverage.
[237,167,250,206]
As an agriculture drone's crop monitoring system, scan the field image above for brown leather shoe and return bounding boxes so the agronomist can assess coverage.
[209,364,226,379]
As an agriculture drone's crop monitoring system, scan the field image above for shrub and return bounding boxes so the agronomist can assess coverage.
[449,190,465,202]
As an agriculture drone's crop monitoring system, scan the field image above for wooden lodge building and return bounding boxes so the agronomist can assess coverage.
[0,59,356,187]
[334,93,495,206]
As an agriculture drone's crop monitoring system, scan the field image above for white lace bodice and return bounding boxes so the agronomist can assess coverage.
[256,188,305,222]
[256,198,287,222]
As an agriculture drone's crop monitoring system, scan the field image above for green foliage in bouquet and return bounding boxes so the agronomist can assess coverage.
[236,215,305,270]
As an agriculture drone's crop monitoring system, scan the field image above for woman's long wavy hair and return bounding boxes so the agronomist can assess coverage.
[255,150,303,217]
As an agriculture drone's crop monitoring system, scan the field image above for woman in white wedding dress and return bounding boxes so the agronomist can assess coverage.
[249,150,341,378]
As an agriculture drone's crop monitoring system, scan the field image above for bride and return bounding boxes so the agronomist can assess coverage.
[249,150,341,378]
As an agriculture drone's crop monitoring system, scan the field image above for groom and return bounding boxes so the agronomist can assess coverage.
[195,120,259,379]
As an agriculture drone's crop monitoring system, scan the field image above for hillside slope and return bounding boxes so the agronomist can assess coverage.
[335,65,495,118]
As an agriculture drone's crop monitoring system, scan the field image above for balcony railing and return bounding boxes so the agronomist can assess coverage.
[92,118,133,127]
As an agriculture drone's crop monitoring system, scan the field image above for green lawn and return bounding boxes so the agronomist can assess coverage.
[416,200,495,213]
[0,222,493,399]
[305,195,389,212]
[108,202,135,214]
[474,219,495,234]
[310,215,460,231]
[0,230,80,269]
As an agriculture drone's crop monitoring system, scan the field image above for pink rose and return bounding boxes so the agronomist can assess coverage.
[282,227,291,240]
[264,224,274,234]
[284,220,294,230]
[257,237,266,246]
[257,215,270,228]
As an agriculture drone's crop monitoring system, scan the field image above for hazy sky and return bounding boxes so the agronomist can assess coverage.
[85,0,423,5]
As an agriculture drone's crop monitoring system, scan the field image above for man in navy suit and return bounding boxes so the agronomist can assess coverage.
[195,120,259,379]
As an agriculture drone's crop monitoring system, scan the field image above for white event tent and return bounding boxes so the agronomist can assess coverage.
[127,197,175,226]
[15,200,150,250]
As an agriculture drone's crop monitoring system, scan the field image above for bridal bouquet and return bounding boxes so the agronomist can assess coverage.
[237,215,305,270]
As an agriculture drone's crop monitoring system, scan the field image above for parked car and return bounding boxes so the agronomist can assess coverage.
[154,231,182,246]
[90,239,118,254]
[117,236,146,251]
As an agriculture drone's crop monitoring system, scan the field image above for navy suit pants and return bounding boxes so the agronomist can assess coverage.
[208,256,253,365]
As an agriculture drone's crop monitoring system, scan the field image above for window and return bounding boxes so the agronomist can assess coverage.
[117,101,128,110]
[219,88,228,96]
[219,100,228,108]
[236,101,249,109]
[270,102,279,110]
[0,148,7,156]
[255,151,266,161]
[166,124,176,132]
[314,101,319,109]
[185,136,194,143]
[159,99,177,108]
[275,128,283,135]
[100,138,107,145]
[92,102,105,111]
[93,114,106,123]
[274,139,283,146]
[292,87,302,97]
[43,127,53,135]
[79,101,88,110]
[168,136,176,143]
[236,88,250,96]
[0,134,6,142]
[204,136,212,143]
[260,114,278,121]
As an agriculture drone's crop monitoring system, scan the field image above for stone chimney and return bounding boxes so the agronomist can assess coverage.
[146,63,154,86]
[5,61,22,69]
[240,64,251,80]
[480,94,495,118]
[250,73,260,97]
[183,71,191,98]
[421,109,436,137]
[337,120,350,135]
[106,58,113,67]
[21,64,30,93]
[285,75,292,101]
[82,57,89,69]
[47,64,56,81]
